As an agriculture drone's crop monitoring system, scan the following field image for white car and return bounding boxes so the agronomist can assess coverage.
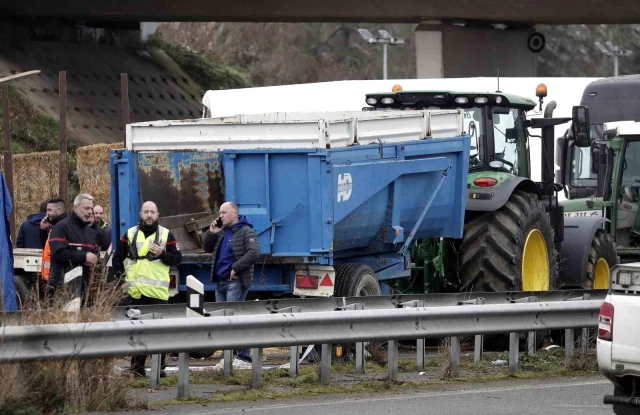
[598,263,640,414]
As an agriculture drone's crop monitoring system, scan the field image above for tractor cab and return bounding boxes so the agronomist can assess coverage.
[365,87,535,179]
[559,75,640,200]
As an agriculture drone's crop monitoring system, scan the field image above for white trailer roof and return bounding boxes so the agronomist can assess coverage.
[127,109,464,151]
[202,77,599,121]
[604,121,640,136]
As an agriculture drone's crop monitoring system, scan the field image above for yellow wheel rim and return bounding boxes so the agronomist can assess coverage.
[522,229,549,291]
[594,258,610,289]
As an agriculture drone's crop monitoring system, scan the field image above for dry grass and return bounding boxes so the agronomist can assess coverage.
[76,142,123,222]
[438,338,455,379]
[565,330,598,372]
[0,269,131,414]
[367,341,388,366]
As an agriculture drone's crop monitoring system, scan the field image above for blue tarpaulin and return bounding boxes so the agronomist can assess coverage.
[0,171,16,311]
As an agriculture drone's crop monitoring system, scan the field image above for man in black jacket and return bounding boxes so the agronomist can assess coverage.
[48,194,98,301]
[16,200,47,248]
[39,198,68,246]
[204,201,260,363]
[93,204,112,248]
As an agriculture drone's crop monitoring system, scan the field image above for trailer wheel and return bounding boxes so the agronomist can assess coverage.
[586,229,617,289]
[335,264,381,297]
[14,274,30,310]
[460,190,557,292]
[333,264,381,361]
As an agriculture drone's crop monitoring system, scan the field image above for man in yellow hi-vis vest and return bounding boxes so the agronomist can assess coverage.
[112,200,182,377]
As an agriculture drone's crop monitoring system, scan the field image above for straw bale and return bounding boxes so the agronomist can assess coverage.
[8,151,60,236]
[76,142,124,224]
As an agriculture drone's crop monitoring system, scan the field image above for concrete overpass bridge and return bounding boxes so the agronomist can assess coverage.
[4,0,639,78]
[2,1,639,78]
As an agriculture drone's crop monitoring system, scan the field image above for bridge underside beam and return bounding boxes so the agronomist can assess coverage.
[2,0,640,24]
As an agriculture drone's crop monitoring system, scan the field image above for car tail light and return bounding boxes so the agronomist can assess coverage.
[474,177,497,187]
[169,274,177,289]
[598,302,614,341]
[296,273,319,289]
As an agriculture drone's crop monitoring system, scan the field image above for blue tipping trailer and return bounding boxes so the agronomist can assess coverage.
[111,110,470,299]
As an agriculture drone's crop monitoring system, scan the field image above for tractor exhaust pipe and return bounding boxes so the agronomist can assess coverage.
[541,101,557,197]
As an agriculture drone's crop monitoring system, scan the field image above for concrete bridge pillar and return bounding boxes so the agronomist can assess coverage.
[415,22,543,78]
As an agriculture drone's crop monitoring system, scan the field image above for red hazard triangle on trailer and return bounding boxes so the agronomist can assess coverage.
[320,273,333,286]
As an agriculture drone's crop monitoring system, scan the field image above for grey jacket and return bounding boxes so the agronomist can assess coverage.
[203,225,260,290]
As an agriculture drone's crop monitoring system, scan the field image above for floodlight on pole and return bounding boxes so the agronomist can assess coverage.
[595,41,632,76]
[357,28,405,80]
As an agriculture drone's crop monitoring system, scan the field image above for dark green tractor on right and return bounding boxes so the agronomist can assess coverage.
[558,75,640,279]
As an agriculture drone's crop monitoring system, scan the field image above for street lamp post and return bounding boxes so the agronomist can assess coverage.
[357,29,405,80]
[595,41,632,77]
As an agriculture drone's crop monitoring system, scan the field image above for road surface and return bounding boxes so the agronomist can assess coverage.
[92,375,614,414]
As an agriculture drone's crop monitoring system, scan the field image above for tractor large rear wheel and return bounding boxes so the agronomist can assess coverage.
[585,229,617,289]
[460,190,557,292]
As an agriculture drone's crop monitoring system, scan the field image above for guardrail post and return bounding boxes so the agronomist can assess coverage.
[388,339,399,381]
[321,343,331,386]
[207,309,236,377]
[566,294,590,365]
[251,347,264,389]
[565,327,574,363]
[580,293,591,354]
[179,276,208,399]
[450,336,460,376]
[272,306,301,379]
[509,332,519,375]
[398,300,425,370]
[459,298,486,363]
[339,303,365,374]
[125,309,164,390]
[508,296,538,371]
[178,352,189,399]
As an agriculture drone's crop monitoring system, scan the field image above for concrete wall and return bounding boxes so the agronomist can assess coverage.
[416,24,536,78]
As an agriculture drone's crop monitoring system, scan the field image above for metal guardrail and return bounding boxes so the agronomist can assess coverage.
[0,292,604,399]
[130,289,607,320]
[108,289,606,320]
[0,289,606,325]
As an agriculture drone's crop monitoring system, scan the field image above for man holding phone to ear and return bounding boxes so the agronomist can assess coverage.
[204,201,260,364]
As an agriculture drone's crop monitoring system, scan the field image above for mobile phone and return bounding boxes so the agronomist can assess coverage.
[215,217,223,228]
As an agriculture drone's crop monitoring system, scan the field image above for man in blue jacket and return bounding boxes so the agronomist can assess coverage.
[204,202,260,363]
[16,201,48,248]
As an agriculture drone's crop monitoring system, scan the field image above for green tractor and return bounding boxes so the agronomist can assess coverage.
[365,84,617,294]
[558,75,640,281]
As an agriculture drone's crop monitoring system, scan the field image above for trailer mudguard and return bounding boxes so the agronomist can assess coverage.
[559,215,609,287]
[465,176,539,212]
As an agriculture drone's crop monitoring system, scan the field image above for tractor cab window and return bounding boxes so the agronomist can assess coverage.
[463,108,485,169]
[570,125,600,188]
[492,109,528,177]
[620,139,640,191]
[570,145,598,188]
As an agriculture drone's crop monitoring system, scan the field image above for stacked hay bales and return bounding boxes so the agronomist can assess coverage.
[9,151,60,235]
[75,142,124,224]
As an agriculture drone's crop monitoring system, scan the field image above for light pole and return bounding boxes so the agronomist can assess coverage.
[595,41,632,76]
[357,29,405,80]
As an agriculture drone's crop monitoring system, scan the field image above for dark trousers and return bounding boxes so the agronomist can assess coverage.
[128,295,168,370]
